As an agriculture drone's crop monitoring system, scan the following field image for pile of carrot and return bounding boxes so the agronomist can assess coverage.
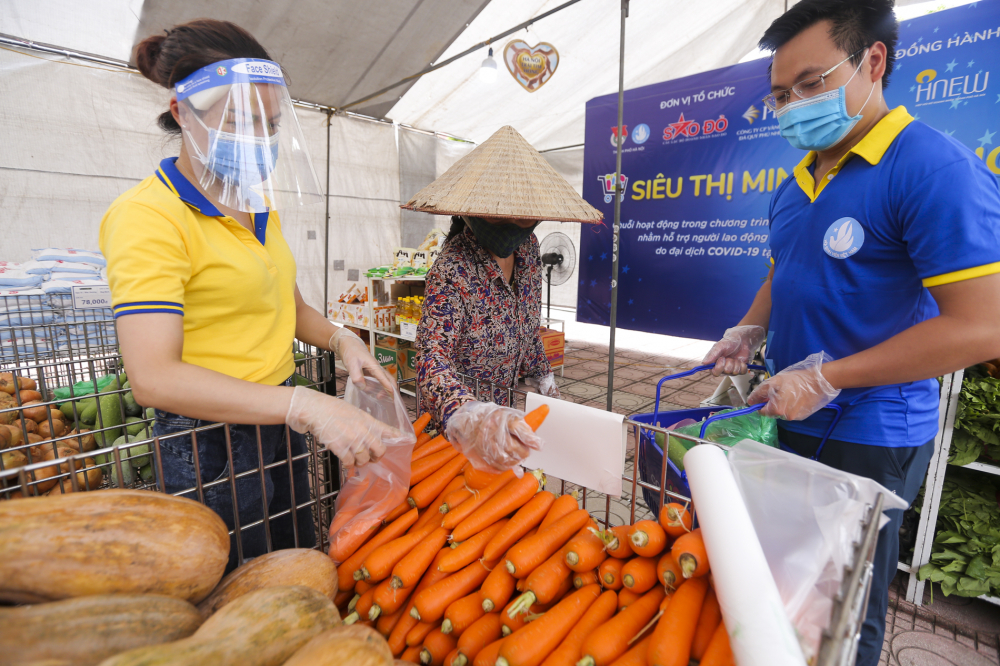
[333,407,734,666]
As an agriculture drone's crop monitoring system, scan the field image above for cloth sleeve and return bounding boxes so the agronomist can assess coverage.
[520,326,552,379]
[415,271,476,429]
[898,157,1000,287]
[99,201,190,318]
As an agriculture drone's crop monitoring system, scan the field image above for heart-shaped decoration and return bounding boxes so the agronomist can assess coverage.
[503,40,559,93]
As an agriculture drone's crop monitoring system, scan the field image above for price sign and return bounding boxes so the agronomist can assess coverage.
[71,285,112,310]
[400,322,418,341]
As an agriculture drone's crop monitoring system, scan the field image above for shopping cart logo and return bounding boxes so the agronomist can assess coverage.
[598,173,628,204]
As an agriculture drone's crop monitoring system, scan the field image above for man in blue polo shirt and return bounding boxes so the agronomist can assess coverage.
[702,1,1000,664]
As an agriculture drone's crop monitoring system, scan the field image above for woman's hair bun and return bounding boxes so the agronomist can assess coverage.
[134,34,167,86]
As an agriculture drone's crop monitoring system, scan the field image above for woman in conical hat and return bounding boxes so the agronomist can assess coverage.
[403,125,602,473]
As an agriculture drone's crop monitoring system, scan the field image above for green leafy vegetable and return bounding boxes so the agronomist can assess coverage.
[950,365,1000,466]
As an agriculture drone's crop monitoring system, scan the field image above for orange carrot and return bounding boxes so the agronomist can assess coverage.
[658,502,693,538]
[474,638,505,666]
[599,557,625,591]
[406,620,438,647]
[441,591,486,636]
[411,446,462,486]
[355,578,374,595]
[441,485,474,514]
[496,584,601,666]
[445,648,461,666]
[452,469,545,542]
[698,621,735,666]
[516,577,528,593]
[646,576,708,666]
[577,586,665,666]
[442,470,517,530]
[617,587,641,611]
[656,552,684,591]
[373,576,415,619]
[538,589,617,666]
[391,527,451,590]
[439,519,509,573]
[413,477,466,532]
[621,556,658,593]
[598,525,633,559]
[413,412,432,435]
[389,548,451,657]
[339,508,419,591]
[413,435,453,461]
[457,612,503,666]
[539,493,578,531]
[363,520,439,581]
[481,556,517,613]
[402,644,424,663]
[564,526,607,573]
[409,453,469,508]
[607,634,652,666]
[573,570,599,589]
[501,597,538,636]
[505,509,591,578]
[522,404,549,431]
[464,466,503,490]
[691,588,722,660]
[421,627,458,666]
[627,520,667,558]
[508,546,574,617]
[415,431,434,449]
[334,589,354,609]
[671,529,709,579]
[385,499,413,524]
[347,585,377,625]
[377,603,406,637]
[329,518,381,565]
[412,560,491,622]
[483,491,556,561]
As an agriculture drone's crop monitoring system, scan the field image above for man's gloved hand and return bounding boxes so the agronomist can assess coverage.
[285,385,404,467]
[702,325,767,376]
[526,372,562,399]
[746,351,841,420]
[329,327,395,393]
[446,401,544,475]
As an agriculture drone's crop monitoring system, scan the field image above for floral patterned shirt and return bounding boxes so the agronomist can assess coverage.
[416,227,551,428]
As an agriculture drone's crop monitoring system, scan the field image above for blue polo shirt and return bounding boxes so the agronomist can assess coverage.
[767,107,1000,447]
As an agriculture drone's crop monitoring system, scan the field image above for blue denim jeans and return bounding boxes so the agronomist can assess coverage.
[779,426,935,666]
[153,379,316,573]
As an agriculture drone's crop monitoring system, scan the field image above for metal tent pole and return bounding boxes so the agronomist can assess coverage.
[323,110,332,310]
[606,0,629,412]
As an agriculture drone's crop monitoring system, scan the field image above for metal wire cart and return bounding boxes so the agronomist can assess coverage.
[0,293,881,666]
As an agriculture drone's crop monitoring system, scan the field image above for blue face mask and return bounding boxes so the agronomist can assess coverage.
[775,52,878,152]
[193,112,279,182]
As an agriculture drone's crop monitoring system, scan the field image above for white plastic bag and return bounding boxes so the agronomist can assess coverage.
[727,439,908,661]
[328,377,416,564]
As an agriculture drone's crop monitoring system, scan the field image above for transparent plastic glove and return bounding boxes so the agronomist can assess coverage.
[329,326,395,393]
[702,325,766,376]
[746,351,841,421]
[446,401,544,475]
[285,385,405,467]
[526,373,562,399]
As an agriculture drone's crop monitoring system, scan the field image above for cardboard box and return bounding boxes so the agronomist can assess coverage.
[375,333,399,349]
[399,347,418,380]
[374,346,399,380]
[539,327,565,368]
[333,303,370,328]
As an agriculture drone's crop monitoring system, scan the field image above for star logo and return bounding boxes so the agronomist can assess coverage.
[590,280,597,287]
[934,27,939,33]
[979,129,996,146]
[600,252,607,260]
[950,98,963,109]
[910,85,916,92]
[946,59,958,72]
[588,255,593,261]
[663,113,700,141]
[996,93,1000,103]
[622,265,630,274]
[968,60,976,68]
[945,129,956,136]
[627,299,634,305]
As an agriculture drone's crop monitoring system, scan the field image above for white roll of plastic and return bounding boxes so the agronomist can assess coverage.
[684,445,806,666]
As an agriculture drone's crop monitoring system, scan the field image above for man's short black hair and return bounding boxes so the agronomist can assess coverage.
[759,0,898,89]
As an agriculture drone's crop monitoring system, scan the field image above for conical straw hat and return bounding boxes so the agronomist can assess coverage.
[402,125,603,223]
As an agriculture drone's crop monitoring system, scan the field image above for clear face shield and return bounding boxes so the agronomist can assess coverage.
[175,58,323,213]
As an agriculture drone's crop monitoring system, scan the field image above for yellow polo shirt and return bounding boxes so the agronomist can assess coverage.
[99,157,296,385]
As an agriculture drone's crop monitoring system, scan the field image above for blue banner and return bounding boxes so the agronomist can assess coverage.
[578,1,1000,340]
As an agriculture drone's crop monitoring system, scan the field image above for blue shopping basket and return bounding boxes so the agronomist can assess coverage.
[634,364,842,514]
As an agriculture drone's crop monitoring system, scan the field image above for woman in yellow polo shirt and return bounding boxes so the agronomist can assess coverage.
[101,20,404,570]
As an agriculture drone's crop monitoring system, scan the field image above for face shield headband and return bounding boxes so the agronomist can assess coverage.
[174,58,323,214]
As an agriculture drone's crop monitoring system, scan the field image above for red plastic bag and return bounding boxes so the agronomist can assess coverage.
[328,377,416,563]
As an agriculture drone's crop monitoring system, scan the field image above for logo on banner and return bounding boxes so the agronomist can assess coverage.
[913,67,990,106]
[823,217,865,259]
[610,125,629,147]
[662,113,728,141]
[631,123,651,144]
[216,65,227,77]
[742,105,761,124]
[599,173,628,203]
[503,40,559,92]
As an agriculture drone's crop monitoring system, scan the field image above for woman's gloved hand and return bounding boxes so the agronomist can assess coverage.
[285,385,404,467]
[329,326,395,393]
[446,401,544,475]
[526,373,562,399]
[702,325,766,376]
[746,351,841,421]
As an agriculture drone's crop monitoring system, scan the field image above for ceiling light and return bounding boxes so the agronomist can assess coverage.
[479,47,497,83]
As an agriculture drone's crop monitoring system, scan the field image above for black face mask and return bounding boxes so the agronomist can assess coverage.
[463,216,540,258]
